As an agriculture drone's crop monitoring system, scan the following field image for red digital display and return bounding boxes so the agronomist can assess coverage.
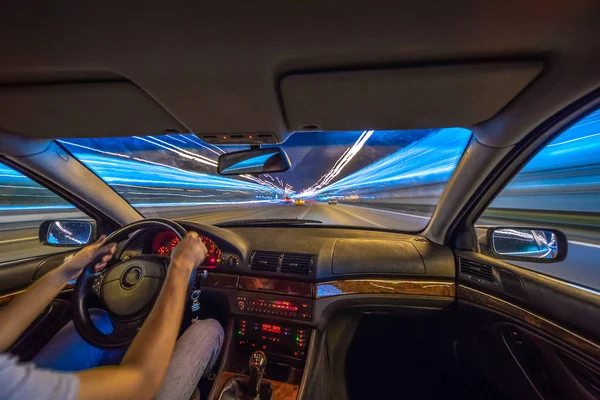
[261,324,281,334]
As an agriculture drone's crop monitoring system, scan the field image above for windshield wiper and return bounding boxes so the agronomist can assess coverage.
[216,218,323,227]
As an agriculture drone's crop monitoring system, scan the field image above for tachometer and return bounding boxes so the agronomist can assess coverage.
[151,231,221,267]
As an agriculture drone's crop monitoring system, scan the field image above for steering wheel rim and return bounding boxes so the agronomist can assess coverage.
[72,218,192,348]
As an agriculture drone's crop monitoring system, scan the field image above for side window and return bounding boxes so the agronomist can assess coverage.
[477,108,600,289]
[0,161,89,263]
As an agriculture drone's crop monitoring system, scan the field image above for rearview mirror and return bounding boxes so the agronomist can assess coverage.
[39,220,96,247]
[217,147,291,175]
[487,227,567,262]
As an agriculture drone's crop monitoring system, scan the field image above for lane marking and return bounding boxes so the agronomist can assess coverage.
[0,236,38,244]
[184,205,271,219]
[186,204,282,222]
[568,240,600,249]
[296,206,311,219]
[340,204,431,220]
[332,205,387,228]
[0,225,39,232]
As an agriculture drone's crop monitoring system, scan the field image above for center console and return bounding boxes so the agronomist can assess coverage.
[236,317,309,359]
[236,294,313,321]
[202,274,315,400]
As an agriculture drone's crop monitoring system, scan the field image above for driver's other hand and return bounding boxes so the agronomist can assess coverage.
[58,235,117,281]
[170,232,208,272]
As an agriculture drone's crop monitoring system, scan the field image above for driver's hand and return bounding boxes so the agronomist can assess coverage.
[58,235,117,281]
[170,232,208,272]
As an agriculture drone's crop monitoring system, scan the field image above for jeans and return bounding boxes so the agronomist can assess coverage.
[34,310,224,400]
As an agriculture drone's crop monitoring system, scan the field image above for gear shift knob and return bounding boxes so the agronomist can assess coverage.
[246,351,267,400]
[249,350,267,371]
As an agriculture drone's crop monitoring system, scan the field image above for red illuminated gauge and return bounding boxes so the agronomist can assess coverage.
[151,231,221,267]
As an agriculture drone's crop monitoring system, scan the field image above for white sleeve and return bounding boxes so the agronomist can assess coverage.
[0,353,79,400]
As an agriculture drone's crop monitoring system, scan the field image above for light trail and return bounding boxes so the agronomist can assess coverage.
[133,136,217,167]
[64,134,289,191]
[131,199,278,208]
[301,128,471,198]
[301,130,374,195]
[75,154,288,207]
[144,136,219,166]
[3,109,600,221]
[124,192,216,198]
[178,134,225,156]
[58,141,131,159]
[62,134,290,193]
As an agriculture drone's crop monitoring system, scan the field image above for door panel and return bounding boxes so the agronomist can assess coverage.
[9,299,72,361]
[1,251,78,358]
[455,251,600,400]
[0,251,75,295]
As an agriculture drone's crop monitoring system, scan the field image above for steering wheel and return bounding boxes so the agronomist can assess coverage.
[72,219,193,348]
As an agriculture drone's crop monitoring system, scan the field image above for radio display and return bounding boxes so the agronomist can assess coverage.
[261,324,281,334]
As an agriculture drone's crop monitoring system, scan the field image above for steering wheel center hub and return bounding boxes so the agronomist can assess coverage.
[121,265,143,288]
[100,256,167,318]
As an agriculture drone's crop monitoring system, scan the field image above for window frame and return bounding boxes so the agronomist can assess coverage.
[447,90,600,251]
[0,154,118,263]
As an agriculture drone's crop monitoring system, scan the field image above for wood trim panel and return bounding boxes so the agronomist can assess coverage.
[314,279,455,298]
[199,272,239,289]
[0,288,27,307]
[459,284,600,359]
[215,371,299,400]
[0,284,74,307]
[238,276,313,298]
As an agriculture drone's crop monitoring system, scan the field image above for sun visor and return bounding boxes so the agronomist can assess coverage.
[0,81,187,138]
[281,62,542,131]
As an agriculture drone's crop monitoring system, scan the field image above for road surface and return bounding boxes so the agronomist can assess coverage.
[1,202,599,289]
[175,202,430,231]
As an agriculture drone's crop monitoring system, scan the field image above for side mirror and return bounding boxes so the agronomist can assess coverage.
[486,227,567,263]
[39,220,96,247]
[217,147,291,175]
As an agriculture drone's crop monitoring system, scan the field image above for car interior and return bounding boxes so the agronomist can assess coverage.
[1,2,600,399]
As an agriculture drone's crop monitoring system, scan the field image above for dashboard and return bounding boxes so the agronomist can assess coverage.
[116,222,456,366]
[119,223,455,280]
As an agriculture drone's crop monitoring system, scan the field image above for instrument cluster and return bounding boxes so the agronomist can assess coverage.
[151,230,222,267]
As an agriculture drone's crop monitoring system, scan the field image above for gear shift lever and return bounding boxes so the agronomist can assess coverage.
[246,351,267,400]
[217,350,272,400]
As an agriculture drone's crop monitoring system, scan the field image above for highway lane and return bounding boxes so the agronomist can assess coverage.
[178,202,429,231]
[1,202,599,290]
[511,241,600,289]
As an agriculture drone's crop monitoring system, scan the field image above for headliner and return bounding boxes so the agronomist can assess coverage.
[0,0,599,147]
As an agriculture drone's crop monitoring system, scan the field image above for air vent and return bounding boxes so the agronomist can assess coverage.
[281,253,314,275]
[460,259,494,282]
[249,251,280,272]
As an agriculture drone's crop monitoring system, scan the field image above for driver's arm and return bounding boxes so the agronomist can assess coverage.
[0,236,116,352]
[76,232,206,400]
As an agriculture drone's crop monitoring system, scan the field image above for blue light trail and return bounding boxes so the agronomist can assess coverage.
[301,127,471,200]
[1,107,600,224]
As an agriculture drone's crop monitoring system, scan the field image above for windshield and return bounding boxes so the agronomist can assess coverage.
[61,128,471,231]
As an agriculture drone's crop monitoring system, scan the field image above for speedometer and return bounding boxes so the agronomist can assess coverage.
[151,231,222,267]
